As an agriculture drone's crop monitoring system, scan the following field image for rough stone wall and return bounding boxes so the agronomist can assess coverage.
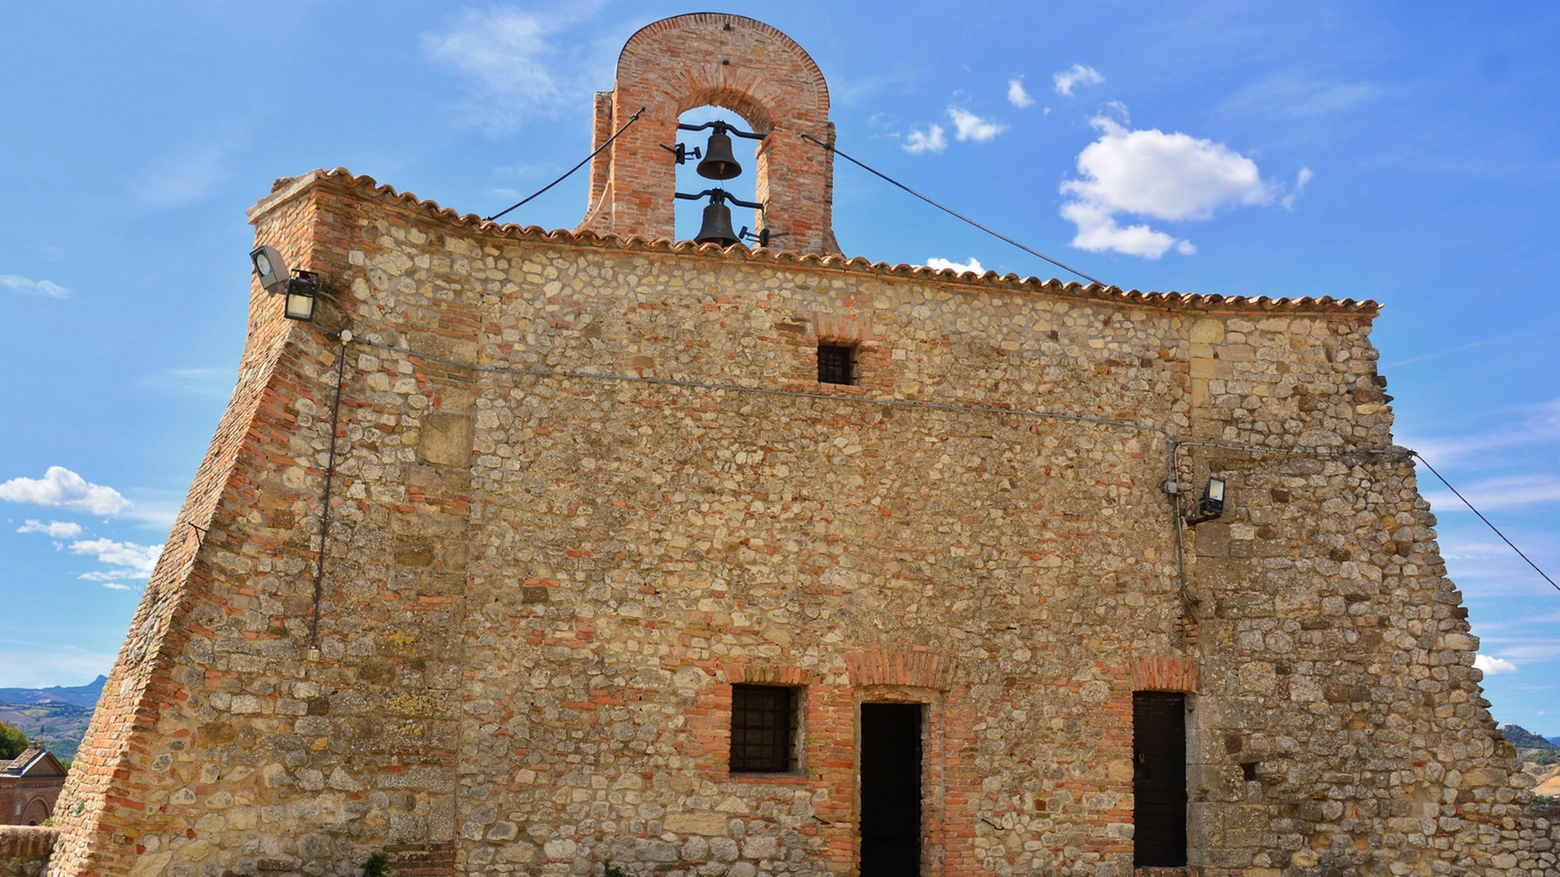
[0,826,57,877]
[1176,315,1560,876]
[579,13,838,255]
[49,171,1559,877]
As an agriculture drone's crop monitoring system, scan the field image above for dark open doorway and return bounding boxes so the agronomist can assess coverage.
[860,702,923,877]
[1133,691,1188,867]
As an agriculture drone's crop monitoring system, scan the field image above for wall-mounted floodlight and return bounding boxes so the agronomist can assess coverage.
[283,271,320,322]
[250,245,289,294]
[252,244,324,322]
[1184,476,1227,525]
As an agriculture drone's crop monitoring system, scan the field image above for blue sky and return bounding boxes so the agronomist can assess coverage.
[2,2,1556,734]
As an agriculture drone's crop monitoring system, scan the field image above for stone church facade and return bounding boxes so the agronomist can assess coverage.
[45,13,1557,877]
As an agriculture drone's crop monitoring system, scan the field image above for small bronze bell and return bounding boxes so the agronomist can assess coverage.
[695,198,740,246]
[696,125,743,180]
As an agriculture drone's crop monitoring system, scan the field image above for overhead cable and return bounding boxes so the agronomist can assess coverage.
[1412,453,1558,593]
[486,107,647,223]
[799,132,1104,286]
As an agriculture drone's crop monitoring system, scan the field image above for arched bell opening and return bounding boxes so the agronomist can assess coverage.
[673,105,767,248]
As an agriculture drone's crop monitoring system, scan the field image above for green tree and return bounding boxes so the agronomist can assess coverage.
[0,721,27,760]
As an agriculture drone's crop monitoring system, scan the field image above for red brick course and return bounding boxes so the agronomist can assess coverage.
[1129,656,1199,693]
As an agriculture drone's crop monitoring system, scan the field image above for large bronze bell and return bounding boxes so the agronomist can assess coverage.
[696,125,743,180]
[695,198,740,246]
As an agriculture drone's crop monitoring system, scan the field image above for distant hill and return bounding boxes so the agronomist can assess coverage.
[1501,724,1560,766]
[0,676,105,763]
[0,675,106,708]
[0,701,94,763]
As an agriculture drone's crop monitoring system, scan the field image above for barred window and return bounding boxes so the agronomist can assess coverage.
[817,344,855,385]
[730,684,799,773]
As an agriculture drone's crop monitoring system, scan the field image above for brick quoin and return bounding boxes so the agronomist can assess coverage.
[578,13,839,255]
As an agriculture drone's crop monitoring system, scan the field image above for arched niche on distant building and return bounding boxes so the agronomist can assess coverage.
[21,795,52,825]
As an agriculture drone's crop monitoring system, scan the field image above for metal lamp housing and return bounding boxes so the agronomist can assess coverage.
[1198,476,1227,518]
[283,274,319,322]
[250,245,289,294]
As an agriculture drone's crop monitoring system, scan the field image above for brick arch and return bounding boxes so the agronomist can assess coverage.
[1130,655,1200,693]
[21,796,52,825]
[578,13,839,254]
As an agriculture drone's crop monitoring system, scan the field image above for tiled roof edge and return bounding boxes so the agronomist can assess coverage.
[247,168,1380,317]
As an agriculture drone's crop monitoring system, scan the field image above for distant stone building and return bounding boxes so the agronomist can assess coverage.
[47,12,1559,877]
[1,747,68,826]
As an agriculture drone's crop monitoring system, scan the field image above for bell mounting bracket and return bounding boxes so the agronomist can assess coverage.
[674,189,765,211]
[660,142,703,164]
[677,120,766,141]
[739,226,789,248]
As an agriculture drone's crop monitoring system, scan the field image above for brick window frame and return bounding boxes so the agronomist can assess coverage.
[817,343,856,385]
[730,684,803,774]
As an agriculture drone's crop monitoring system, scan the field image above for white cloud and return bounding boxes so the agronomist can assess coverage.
[1494,641,1560,663]
[0,639,117,688]
[947,107,1007,142]
[1281,167,1314,210]
[1400,399,1560,463]
[926,257,985,274]
[0,274,69,299]
[124,499,181,530]
[17,519,83,538]
[1007,78,1034,109]
[1475,654,1519,675]
[422,6,608,134]
[1422,474,1560,512]
[69,538,162,579]
[903,125,947,155]
[100,582,134,591]
[137,367,236,398]
[1053,63,1105,96]
[1059,111,1274,258]
[0,467,132,516]
[1222,75,1381,118]
[1060,200,1195,259]
[132,141,235,208]
[39,246,64,261]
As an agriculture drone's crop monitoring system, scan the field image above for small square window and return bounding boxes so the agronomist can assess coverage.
[817,344,855,385]
[730,684,800,773]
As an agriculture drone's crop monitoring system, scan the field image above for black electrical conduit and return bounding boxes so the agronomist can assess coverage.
[307,326,350,654]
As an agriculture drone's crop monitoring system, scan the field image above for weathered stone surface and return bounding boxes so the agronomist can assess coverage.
[0,827,55,877]
[43,13,1560,877]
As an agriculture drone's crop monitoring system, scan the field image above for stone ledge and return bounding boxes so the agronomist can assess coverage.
[0,826,56,877]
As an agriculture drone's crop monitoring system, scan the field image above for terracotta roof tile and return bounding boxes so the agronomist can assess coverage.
[1,747,44,775]
[248,168,1379,317]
